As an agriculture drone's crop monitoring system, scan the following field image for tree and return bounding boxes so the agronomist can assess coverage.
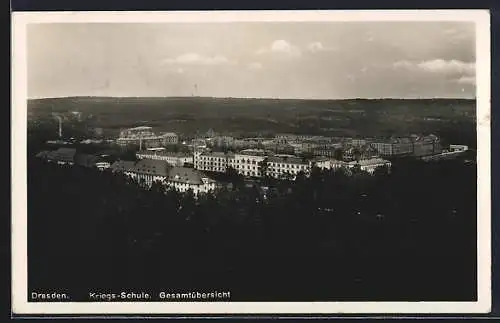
[334,148,344,161]
[258,158,269,178]
[353,148,362,161]
[225,166,244,187]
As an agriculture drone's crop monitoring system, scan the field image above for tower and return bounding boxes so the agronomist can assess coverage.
[58,117,62,138]
[192,84,198,97]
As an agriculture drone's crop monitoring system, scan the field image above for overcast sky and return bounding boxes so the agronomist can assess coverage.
[27,21,476,99]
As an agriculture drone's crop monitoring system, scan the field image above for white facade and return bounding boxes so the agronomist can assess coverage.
[230,150,267,177]
[95,162,111,170]
[449,144,469,152]
[314,158,346,170]
[165,177,216,196]
[194,152,232,173]
[266,156,310,179]
[121,162,217,197]
[136,151,193,166]
[117,127,178,147]
[124,171,167,187]
[347,158,391,174]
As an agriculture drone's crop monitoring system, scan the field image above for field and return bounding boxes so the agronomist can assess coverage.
[27,96,477,147]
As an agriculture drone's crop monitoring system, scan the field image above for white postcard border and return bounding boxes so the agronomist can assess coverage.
[11,9,491,314]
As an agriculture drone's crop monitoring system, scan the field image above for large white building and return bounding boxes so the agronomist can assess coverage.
[116,126,178,148]
[194,152,233,173]
[347,158,391,175]
[230,149,269,177]
[313,158,347,170]
[111,159,216,196]
[124,159,171,187]
[164,167,216,196]
[136,150,193,167]
[265,155,310,180]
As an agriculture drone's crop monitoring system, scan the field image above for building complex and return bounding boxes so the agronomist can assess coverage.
[136,149,193,167]
[116,126,178,149]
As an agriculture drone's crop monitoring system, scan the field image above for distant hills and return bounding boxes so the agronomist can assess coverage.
[28,96,476,104]
[27,96,476,143]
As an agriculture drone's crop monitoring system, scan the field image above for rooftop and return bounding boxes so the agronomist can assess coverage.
[128,126,152,131]
[348,158,391,166]
[166,167,213,185]
[238,149,270,156]
[137,150,191,158]
[74,153,99,167]
[110,160,136,172]
[267,155,309,165]
[39,147,77,162]
[161,132,178,137]
[200,151,233,158]
[130,159,170,177]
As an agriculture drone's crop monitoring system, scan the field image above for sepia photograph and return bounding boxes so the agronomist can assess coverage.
[12,10,490,315]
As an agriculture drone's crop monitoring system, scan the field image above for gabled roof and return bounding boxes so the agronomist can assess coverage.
[161,132,178,137]
[35,151,50,158]
[137,150,191,158]
[267,155,309,165]
[110,160,136,172]
[166,167,211,185]
[348,158,391,166]
[74,153,99,168]
[130,159,170,177]
[43,147,76,162]
[201,151,226,157]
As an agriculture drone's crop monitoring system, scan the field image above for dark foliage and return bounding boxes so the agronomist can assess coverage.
[28,152,477,301]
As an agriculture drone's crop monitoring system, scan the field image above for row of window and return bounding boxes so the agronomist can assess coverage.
[197,166,226,171]
[198,156,227,162]
[268,168,302,173]
[268,163,307,169]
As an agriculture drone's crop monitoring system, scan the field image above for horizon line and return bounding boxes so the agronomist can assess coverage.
[27,95,477,101]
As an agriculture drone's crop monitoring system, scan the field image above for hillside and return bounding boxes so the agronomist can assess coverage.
[27,96,477,145]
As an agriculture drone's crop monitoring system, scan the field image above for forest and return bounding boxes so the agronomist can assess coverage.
[27,97,476,145]
[27,152,477,301]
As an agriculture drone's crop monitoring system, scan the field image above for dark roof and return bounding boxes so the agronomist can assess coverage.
[110,160,136,172]
[200,152,233,158]
[74,153,99,168]
[35,151,50,158]
[267,156,309,165]
[137,150,191,158]
[41,147,77,162]
[166,167,213,185]
[130,159,170,176]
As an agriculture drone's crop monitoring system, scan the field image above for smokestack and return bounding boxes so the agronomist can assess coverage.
[53,114,63,139]
[192,84,198,97]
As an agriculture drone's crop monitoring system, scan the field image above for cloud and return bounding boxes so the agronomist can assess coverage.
[455,75,476,85]
[161,53,235,65]
[248,62,263,70]
[256,40,301,57]
[394,59,475,75]
[307,41,325,53]
[306,41,338,54]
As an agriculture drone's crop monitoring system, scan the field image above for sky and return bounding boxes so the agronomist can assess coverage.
[27,21,476,99]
